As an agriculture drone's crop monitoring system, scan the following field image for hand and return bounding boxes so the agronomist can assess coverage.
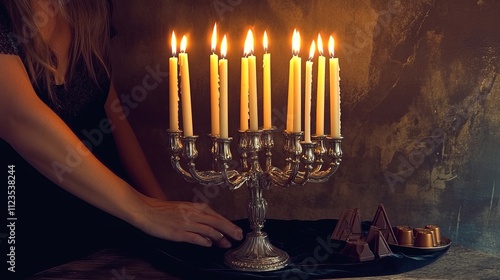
[136,197,243,248]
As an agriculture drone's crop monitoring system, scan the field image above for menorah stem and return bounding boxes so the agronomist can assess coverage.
[245,131,267,231]
[224,173,289,271]
[224,130,289,271]
[248,177,266,232]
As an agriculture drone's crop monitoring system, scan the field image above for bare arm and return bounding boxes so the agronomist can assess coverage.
[105,80,167,200]
[0,55,142,224]
[0,54,242,248]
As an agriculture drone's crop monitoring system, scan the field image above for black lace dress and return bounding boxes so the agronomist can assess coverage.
[0,4,133,278]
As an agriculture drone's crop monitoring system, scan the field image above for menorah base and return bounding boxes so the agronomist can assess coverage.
[224,231,289,271]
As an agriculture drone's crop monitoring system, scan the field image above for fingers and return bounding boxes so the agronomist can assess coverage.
[182,232,231,249]
[181,231,213,247]
[215,236,232,248]
[186,223,235,248]
[141,200,243,249]
[176,203,243,247]
[190,203,244,242]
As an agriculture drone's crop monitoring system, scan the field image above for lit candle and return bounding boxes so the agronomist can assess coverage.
[210,23,220,135]
[262,31,272,129]
[329,36,341,138]
[305,40,315,143]
[247,30,258,131]
[240,40,249,131]
[169,31,179,131]
[179,35,193,136]
[286,56,294,132]
[292,30,301,133]
[219,35,229,139]
[316,34,326,136]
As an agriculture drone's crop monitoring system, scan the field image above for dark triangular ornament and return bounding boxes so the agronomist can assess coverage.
[371,204,398,245]
[365,226,393,258]
[331,208,362,241]
[339,240,375,262]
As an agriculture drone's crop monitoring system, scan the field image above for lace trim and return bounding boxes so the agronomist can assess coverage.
[0,6,19,55]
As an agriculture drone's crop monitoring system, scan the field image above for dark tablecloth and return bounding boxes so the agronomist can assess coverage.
[137,219,450,279]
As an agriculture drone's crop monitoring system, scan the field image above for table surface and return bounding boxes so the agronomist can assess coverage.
[25,245,500,280]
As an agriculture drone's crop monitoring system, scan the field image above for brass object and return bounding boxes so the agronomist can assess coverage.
[167,128,342,271]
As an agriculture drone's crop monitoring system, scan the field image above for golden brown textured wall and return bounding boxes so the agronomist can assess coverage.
[110,0,500,255]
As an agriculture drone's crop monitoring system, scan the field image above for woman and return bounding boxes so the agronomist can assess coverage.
[0,0,242,276]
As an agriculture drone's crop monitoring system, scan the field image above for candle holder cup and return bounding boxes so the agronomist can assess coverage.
[167,128,342,271]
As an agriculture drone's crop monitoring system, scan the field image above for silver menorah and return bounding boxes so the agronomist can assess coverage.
[167,127,342,271]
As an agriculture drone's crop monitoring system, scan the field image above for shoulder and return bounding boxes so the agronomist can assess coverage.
[0,4,19,55]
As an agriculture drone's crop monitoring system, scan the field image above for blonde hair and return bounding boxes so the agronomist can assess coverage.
[3,0,111,102]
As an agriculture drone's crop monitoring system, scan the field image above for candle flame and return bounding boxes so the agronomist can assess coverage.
[263,31,268,53]
[292,29,300,55]
[211,23,217,53]
[171,31,177,56]
[309,40,316,61]
[180,35,187,53]
[221,35,227,58]
[328,36,335,58]
[317,34,324,56]
[244,29,254,56]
